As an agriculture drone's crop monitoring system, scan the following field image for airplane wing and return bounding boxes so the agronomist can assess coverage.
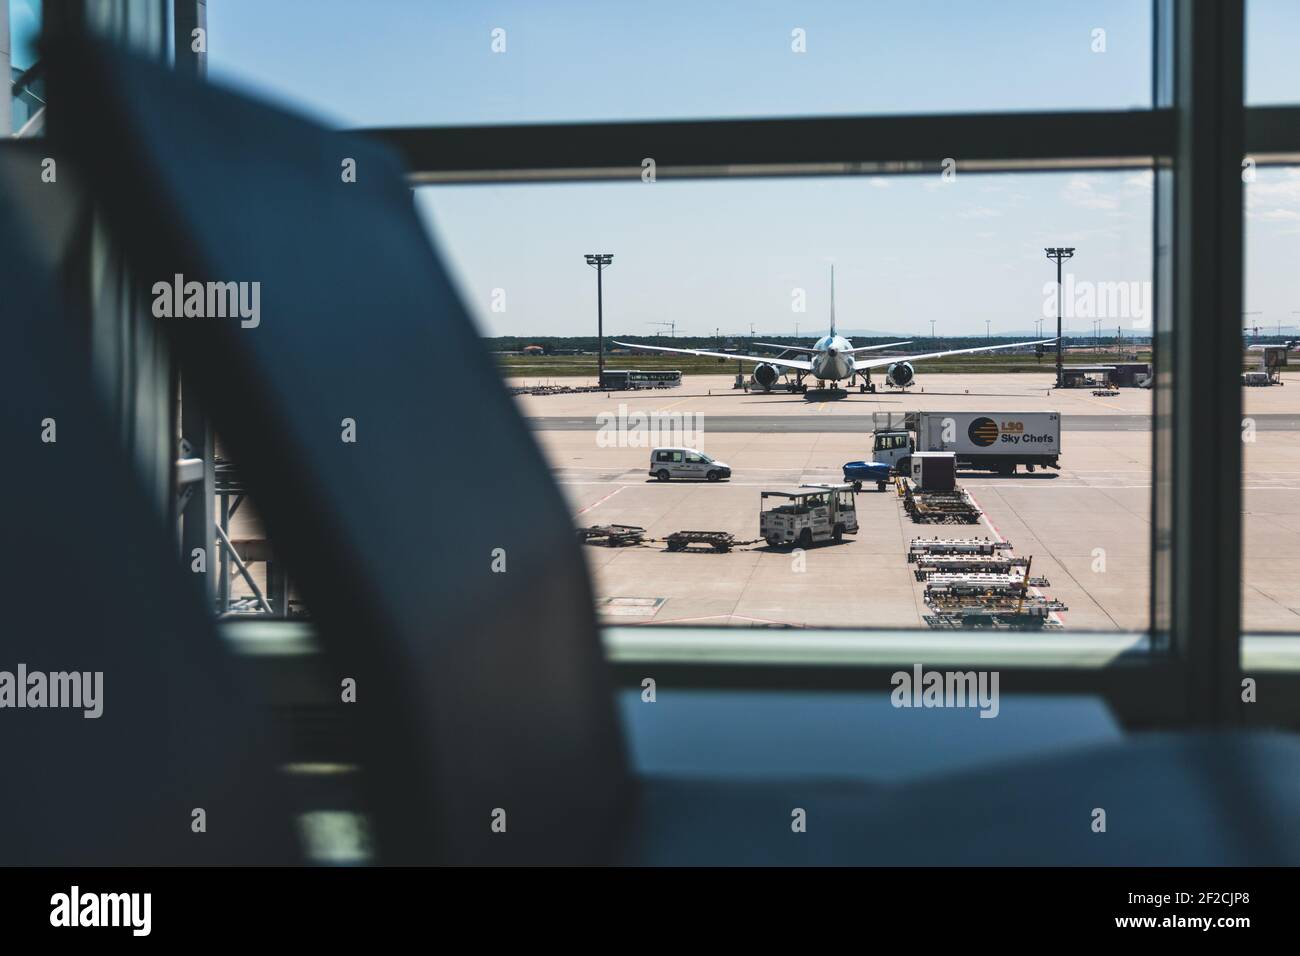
[751,340,913,355]
[753,342,821,354]
[612,340,813,371]
[844,340,912,355]
[855,338,1059,369]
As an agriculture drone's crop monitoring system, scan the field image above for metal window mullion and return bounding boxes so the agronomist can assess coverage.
[179,381,215,605]
[173,1,206,77]
[1166,0,1245,723]
[365,110,1175,185]
[1247,106,1300,157]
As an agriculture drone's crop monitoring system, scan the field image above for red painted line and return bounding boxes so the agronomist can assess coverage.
[964,487,1067,626]
[962,488,1005,543]
[573,485,625,517]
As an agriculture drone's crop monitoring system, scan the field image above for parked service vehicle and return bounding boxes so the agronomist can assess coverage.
[650,447,732,482]
[841,459,894,492]
[870,411,1061,476]
[760,484,858,547]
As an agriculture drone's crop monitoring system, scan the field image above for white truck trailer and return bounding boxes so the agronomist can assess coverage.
[871,411,1061,476]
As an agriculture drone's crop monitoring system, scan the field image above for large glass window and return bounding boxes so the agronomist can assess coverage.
[1242,165,1300,634]
[418,171,1153,634]
[1247,0,1300,105]
[208,0,1151,127]
[189,0,1286,718]
[7,0,43,134]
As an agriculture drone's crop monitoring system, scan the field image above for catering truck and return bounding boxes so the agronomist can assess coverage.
[869,411,1061,476]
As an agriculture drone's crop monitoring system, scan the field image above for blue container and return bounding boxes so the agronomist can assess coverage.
[842,460,893,489]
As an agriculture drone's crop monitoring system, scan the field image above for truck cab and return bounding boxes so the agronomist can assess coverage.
[872,430,914,472]
[760,484,858,548]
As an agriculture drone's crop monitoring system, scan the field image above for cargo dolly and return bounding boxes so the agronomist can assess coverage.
[908,537,1013,561]
[913,555,1035,580]
[924,573,1032,598]
[923,602,1067,629]
[902,513,1072,628]
[665,531,738,553]
[900,482,982,524]
[577,526,760,552]
[576,524,646,547]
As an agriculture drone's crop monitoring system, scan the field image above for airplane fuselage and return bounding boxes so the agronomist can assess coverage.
[810,334,856,382]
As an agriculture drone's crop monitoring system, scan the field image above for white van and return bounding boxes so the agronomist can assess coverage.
[650,447,732,482]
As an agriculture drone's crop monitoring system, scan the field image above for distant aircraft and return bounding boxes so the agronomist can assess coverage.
[615,266,1058,393]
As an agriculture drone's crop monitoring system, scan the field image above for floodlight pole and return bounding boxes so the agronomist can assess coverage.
[1045,247,1075,388]
[585,253,614,386]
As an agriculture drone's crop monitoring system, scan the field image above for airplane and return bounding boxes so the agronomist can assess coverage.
[614,267,1059,394]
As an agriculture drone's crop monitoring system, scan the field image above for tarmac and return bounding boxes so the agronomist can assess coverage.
[515,371,1300,633]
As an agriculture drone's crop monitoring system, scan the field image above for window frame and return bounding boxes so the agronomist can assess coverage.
[354,0,1300,728]
[19,1,1297,728]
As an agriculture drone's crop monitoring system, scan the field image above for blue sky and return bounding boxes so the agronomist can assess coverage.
[207,0,1150,125]
[8,0,42,69]
[202,1,1300,337]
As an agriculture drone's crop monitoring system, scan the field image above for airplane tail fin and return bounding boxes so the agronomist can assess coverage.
[829,264,836,337]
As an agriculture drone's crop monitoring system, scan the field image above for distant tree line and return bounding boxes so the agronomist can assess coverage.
[487,333,1155,354]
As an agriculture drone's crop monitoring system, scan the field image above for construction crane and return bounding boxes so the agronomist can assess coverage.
[1243,311,1262,346]
[647,320,676,339]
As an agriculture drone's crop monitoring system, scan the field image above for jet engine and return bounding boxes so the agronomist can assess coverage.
[753,363,781,389]
[886,362,915,388]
